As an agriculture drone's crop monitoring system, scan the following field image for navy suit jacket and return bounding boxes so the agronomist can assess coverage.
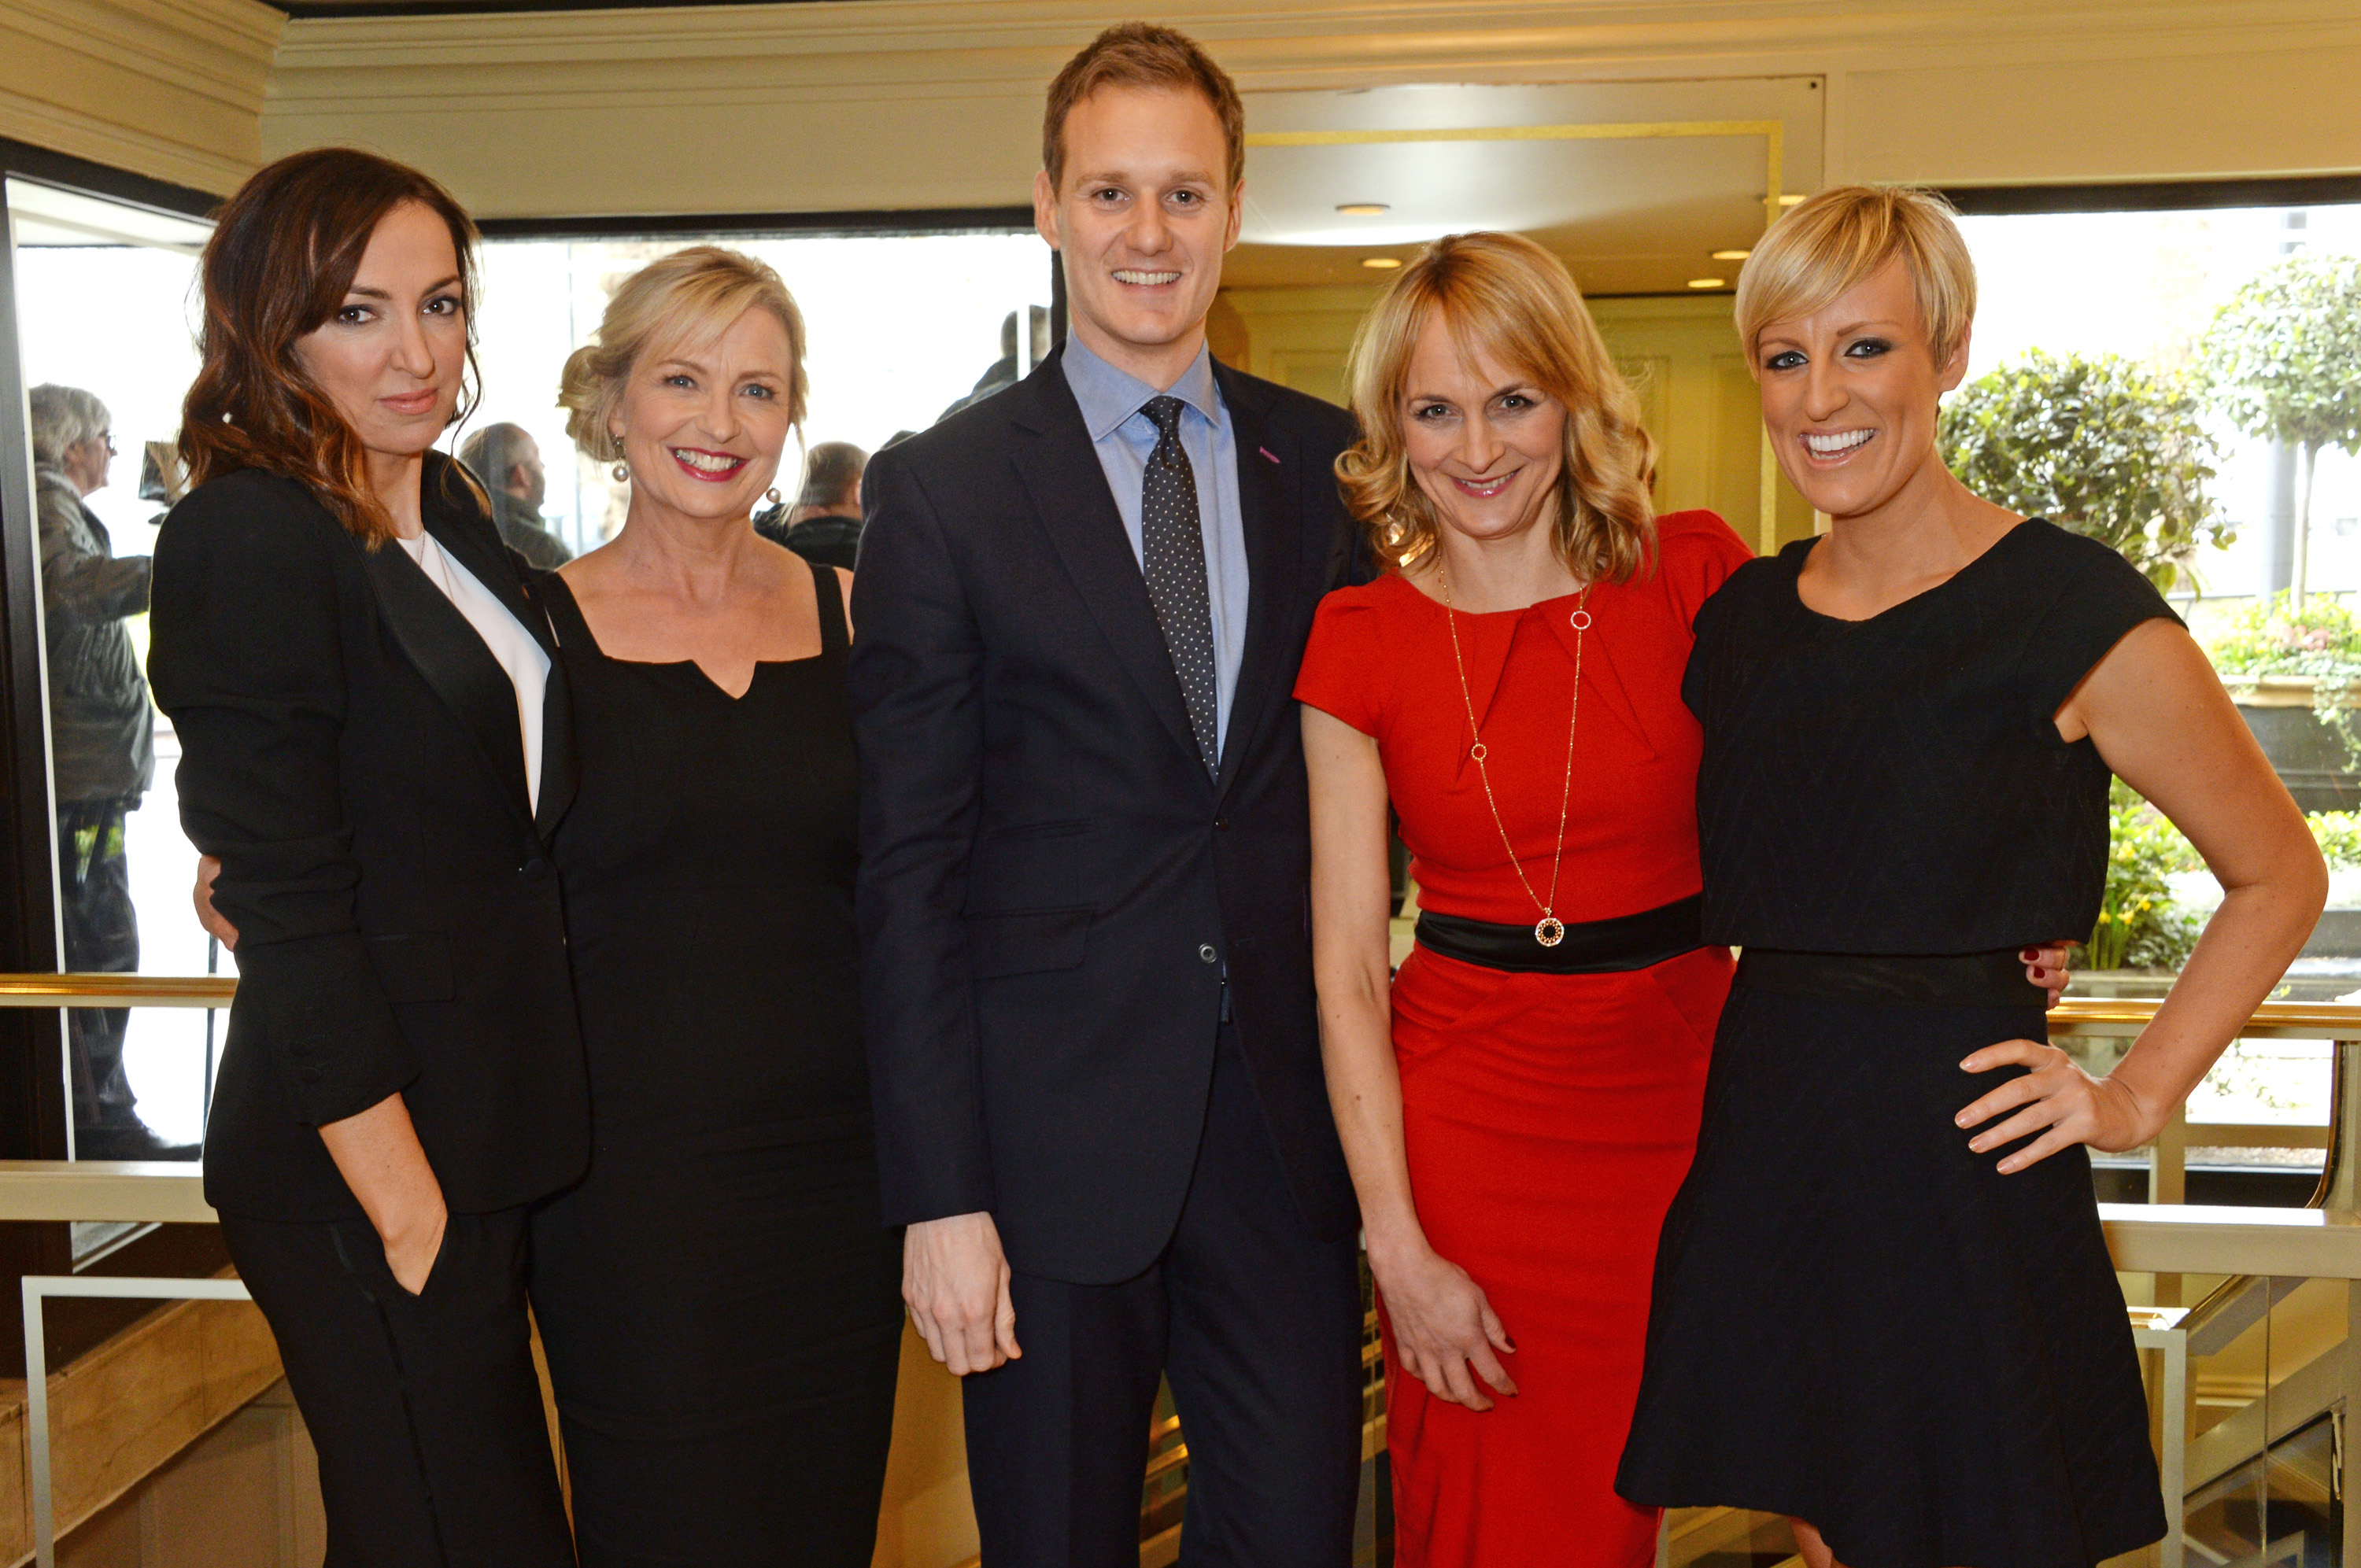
[850,349,1363,1284]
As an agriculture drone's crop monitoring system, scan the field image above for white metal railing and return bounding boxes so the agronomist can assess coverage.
[9,977,2361,1567]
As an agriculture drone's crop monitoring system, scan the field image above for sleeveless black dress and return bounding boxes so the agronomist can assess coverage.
[527,566,902,1567]
[1617,522,2177,1568]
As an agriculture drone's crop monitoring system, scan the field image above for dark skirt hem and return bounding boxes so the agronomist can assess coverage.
[1614,1471,2163,1568]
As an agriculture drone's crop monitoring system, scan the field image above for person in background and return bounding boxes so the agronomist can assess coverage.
[934,304,1052,423]
[153,148,583,1565]
[752,439,866,567]
[30,383,193,1161]
[457,421,573,570]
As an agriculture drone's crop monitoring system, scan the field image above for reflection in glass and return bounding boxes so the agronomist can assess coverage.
[9,178,217,1164]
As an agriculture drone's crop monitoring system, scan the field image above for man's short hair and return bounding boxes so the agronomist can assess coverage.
[1042,23,1245,196]
[459,422,537,489]
[798,441,868,511]
[28,384,108,470]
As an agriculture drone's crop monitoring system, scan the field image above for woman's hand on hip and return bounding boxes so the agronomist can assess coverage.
[192,855,238,950]
[1369,1243,1517,1411]
[1958,1040,2161,1172]
[2023,942,2075,1002]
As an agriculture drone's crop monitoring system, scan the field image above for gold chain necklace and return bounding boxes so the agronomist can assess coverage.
[1437,563,1589,948]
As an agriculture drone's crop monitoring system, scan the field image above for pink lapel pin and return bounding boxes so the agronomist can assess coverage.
[1259,446,1281,464]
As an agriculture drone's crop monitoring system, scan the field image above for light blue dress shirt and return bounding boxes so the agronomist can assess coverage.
[1060,334,1250,761]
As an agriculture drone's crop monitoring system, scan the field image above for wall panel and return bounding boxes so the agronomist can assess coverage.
[257,1,2361,223]
[0,0,277,195]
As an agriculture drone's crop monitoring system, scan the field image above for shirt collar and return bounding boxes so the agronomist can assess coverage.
[1062,333,1220,444]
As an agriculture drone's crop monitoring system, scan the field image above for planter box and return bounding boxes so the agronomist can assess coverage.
[2223,674,2361,813]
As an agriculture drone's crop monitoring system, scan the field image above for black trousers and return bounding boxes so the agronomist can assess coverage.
[222,1206,575,1568]
[962,1023,1365,1568]
[57,799,138,1128]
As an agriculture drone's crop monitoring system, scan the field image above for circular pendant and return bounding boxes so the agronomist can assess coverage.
[1569,608,1592,631]
[1535,917,1565,948]
[1469,741,1487,762]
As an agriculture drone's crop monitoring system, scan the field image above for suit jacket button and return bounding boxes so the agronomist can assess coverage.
[1214,817,1230,831]
[1198,944,1217,964]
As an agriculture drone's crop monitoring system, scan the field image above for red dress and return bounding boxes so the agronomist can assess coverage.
[1294,512,1752,1567]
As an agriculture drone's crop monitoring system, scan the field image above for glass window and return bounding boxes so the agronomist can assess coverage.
[7,177,219,1169]
[464,229,1055,553]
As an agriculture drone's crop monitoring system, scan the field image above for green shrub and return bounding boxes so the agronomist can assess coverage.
[1938,349,2230,593]
[2096,785,2201,971]
[2311,811,2361,870]
[2206,593,2361,767]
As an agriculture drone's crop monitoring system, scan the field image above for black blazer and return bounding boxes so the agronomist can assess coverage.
[850,351,1362,1285]
[148,453,588,1222]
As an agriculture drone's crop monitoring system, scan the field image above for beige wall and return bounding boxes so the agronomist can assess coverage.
[0,0,277,196]
[247,0,2361,222]
[6,2,2360,215]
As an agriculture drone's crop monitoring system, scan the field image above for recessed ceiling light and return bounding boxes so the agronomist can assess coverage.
[1777,194,1807,205]
[1363,256,1403,270]
[1711,249,1752,261]
[1687,278,1726,290]
[1336,202,1391,216]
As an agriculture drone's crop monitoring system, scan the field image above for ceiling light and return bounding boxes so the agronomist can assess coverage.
[1363,257,1403,270]
[1711,249,1752,261]
[1336,202,1391,216]
[1778,193,1807,205]
[1687,278,1726,290]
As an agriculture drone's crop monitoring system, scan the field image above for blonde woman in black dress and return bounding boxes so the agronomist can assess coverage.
[528,247,901,1566]
[1617,187,2329,1568]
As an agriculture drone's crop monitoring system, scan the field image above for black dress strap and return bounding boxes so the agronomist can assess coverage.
[811,564,848,658]
[538,571,597,654]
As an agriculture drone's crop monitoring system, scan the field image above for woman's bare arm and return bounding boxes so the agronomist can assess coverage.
[317,1094,448,1293]
[1959,621,2328,1168]
[1304,703,1514,1408]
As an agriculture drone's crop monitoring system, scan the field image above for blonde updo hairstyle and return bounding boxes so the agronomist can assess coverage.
[560,245,809,463]
[1336,231,1657,584]
[1734,185,1976,368]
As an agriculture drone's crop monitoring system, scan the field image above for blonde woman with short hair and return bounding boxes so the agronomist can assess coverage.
[1617,187,2326,1568]
[525,245,903,1566]
[1299,231,1757,1564]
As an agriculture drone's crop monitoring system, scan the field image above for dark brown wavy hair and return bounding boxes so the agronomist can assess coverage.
[179,148,481,545]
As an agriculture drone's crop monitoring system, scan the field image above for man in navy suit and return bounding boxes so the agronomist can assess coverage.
[849,23,1367,1567]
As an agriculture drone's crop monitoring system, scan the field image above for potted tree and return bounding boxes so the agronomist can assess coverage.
[1938,348,2230,592]
[2199,251,2361,605]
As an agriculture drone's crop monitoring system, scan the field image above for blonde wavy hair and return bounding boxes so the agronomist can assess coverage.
[560,245,808,463]
[1734,185,1976,366]
[1336,231,1657,583]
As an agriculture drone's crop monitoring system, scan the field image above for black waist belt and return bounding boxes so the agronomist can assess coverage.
[1735,947,2046,1009]
[1414,895,1705,976]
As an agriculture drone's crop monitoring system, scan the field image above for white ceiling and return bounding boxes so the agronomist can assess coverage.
[1226,79,1823,295]
[6,180,212,254]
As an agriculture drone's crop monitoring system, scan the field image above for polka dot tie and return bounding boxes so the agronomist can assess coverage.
[1140,395,1220,775]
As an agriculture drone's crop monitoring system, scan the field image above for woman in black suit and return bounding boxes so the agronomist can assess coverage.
[148,148,584,1567]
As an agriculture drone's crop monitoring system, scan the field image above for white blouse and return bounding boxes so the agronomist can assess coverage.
[394,529,551,812]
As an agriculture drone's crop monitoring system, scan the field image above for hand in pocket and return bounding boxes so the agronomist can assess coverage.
[383,1208,449,1297]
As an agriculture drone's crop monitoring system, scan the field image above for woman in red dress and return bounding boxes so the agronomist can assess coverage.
[1298,232,2059,1566]
[1298,231,1750,1566]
